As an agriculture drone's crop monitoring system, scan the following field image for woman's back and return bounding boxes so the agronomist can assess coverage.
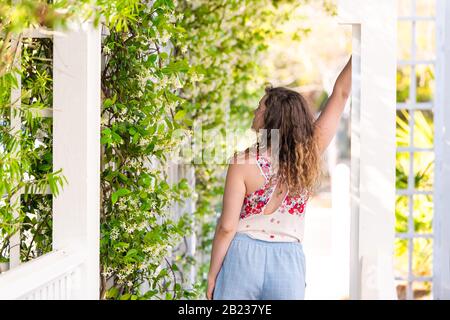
[240,149,289,215]
[234,147,310,243]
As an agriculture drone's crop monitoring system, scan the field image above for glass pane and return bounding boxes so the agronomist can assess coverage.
[396,279,409,300]
[413,151,434,190]
[394,238,409,279]
[0,69,13,124]
[413,194,433,234]
[397,66,411,103]
[416,64,435,103]
[413,281,432,300]
[396,152,410,189]
[398,22,412,60]
[20,194,53,262]
[21,37,53,108]
[21,38,54,181]
[396,109,410,147]
[398,0,412,16]
[416,0,436,16]
[413,110,434,148]
[412,238,432,277]
[416,22,436,60]
[395,195,409,233]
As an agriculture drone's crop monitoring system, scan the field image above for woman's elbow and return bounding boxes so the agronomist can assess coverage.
[341,89,350,101]
[218,223,236,235]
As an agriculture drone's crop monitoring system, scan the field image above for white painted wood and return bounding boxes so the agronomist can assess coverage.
[22,28,54,39]
[179,164,197,288]
[398,60,435,65]
[9,35,22,269]
[52,21,101,299]
[331,163,351,299]
[338,0,398,299]
[406,2,417,299]
[398,17,435,21]
[0,250,83,299]
[396,102,433,110]
[349,23,361,300]
[434,0,450,300]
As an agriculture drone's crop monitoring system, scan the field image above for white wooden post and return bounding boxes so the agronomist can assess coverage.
[9,35,22,269]
[52,21,101,299]
[434,0,450,300]
[179,164,197,288]
[331,163,351,298]
[338,0,397,299]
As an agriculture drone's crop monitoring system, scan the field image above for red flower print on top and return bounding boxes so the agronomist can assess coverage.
[239,154,309,220]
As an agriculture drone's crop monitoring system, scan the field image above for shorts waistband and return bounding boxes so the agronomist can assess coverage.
[232,232,303,249]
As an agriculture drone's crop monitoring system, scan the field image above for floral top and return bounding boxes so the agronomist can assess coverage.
[236,151,310,243]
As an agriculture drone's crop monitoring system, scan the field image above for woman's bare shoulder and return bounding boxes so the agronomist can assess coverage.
[226,148,258,166]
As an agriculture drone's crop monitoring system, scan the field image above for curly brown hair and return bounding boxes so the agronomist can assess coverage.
[257,84,324,197]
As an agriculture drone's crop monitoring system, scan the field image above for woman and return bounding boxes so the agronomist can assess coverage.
[207,56,352,300]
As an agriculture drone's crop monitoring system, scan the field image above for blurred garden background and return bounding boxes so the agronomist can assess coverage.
[0,0,439,300]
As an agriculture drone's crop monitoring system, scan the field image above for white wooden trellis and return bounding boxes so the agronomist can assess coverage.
[338,0,398,299]
[179,164,197,288]
[396,0,436,300]
[0,21,101,299]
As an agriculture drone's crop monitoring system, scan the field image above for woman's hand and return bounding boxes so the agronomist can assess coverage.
[206,275,216,300]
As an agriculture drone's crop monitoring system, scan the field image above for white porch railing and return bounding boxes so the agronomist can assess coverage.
[0,249,84,299]
[0,20,101,299]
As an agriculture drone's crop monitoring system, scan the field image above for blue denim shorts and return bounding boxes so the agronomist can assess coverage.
[213,232,306,300]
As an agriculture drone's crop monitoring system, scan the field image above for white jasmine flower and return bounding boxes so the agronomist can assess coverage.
[110,227,119,240]
[159,29,171,44]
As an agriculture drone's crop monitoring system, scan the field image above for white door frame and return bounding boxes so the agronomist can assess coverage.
[434,0,450,300]
[338,0,398,299]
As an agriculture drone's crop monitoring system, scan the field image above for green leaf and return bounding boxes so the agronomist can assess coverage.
[103,98,114,108]
[126,248,138,256]
[147,54,158,65]
[111,188,131,205]
[128,127,137,135]
[144,230,162,244]
[106,287,119,299]
[118,173,128,183]
[174,109,186,121]
[101,128,112,145]
[115,242,129,249]
[162,60,189,74]
[119,293,132,300]
[160,52,169,60]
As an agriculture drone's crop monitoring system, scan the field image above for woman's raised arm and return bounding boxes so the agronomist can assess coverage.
[313,56,352,155]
